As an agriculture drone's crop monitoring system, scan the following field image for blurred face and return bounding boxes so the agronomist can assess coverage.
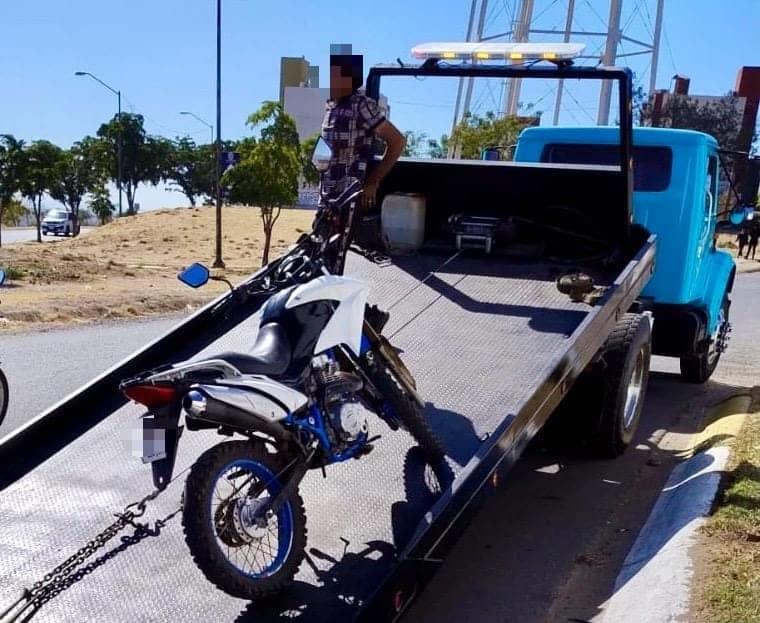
[330,64,354,101]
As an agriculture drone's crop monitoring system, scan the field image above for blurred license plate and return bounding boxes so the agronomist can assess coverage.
[131,415,167,463]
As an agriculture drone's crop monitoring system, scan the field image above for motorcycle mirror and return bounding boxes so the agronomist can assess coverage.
[178,263,210,288]
[311,137,333,172]
[0,269,5,287]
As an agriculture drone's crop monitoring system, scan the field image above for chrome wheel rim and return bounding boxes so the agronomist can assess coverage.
[623,348,646,430]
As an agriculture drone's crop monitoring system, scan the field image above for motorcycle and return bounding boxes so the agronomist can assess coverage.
[119,147,445,600]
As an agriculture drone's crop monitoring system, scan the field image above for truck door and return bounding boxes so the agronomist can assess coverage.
[699,154,719,259]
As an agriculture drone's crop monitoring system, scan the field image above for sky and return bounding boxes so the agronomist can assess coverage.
[1,0,758,211]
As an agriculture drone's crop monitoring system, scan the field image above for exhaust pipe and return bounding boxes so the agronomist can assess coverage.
[183,390,291,440]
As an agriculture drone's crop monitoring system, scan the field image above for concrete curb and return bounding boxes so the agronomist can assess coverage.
[601,394,752,623]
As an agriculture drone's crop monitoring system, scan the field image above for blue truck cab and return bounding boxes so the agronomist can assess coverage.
[515,126,735,382]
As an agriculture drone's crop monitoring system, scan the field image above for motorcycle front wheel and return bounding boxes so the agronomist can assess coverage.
[182,441,307,600]
[364,353,446,465]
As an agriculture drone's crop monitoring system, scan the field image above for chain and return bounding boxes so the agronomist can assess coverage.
[1,489,170,623]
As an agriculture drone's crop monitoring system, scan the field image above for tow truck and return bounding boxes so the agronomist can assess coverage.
[1,42,665,622]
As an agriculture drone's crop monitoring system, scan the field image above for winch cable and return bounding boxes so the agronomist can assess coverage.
[384,250,467,340]
[385,250,462,315]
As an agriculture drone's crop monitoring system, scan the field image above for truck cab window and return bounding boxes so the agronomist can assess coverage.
[541,144,673,192]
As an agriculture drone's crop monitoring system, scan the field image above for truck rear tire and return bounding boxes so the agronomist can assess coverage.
[591,313,652,458]
[679,298,729,384]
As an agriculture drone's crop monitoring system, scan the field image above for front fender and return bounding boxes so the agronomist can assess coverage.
[701,250,735,334]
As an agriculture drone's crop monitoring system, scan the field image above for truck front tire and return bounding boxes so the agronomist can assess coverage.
[679,298,730,384]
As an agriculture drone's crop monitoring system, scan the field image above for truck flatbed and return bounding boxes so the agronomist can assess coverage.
[0,243,654,622]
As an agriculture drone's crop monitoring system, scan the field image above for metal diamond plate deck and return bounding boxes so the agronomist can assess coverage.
[0,251,599,622]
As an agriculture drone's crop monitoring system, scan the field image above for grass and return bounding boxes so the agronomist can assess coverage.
[0,206,314,331]
[692,397,760,623]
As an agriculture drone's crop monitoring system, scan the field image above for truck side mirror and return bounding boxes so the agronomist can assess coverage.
[729,206,755,226]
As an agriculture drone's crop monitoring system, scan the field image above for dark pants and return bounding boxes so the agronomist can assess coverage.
[314,198,362,275]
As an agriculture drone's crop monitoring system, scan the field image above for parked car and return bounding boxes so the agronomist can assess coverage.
[41,209,75,236]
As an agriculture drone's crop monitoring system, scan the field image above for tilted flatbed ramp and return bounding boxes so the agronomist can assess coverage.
[0,242,654,622]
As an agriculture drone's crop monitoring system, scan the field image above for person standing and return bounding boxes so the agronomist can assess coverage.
[737,227,749,258]
[315,44,405,275]
[747,226,759,260]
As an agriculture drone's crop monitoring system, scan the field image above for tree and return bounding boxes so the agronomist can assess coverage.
[450,111,536,160]
[402,130,428,157]
[1,198,27,227]
[96,113,170,215]
[0,134,25,246]
[641,94,744,150]
[427,134,450,159]
[224,102,301,266]
[19,140,62,242]
[49,137,103,235]
[88,186,115,225]
[300,134,321,187]
[165,136,216,206]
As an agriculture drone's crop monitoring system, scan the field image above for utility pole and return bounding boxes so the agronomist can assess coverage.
[597,0,623,125]
[504,0,535,117]
[214,0,224,269]
[553,0,576,125]
[450,0,478,137]
[649,0,665,94]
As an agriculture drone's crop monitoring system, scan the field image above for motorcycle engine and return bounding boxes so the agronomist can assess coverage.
[312,356,369,443]
[327,398,369,442]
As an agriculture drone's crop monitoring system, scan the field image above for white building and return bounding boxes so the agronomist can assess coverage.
[284,87,391,142]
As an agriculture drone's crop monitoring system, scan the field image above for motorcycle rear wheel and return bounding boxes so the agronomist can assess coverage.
[182,441,307,600]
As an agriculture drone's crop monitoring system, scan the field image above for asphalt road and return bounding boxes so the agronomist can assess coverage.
[0,315,181,436]
[404,271,760,623]
[1,227,93,245]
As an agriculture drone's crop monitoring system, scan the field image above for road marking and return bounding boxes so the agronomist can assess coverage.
[601,393,754,623]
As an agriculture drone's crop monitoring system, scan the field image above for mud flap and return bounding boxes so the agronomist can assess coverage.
[140,413,184,490]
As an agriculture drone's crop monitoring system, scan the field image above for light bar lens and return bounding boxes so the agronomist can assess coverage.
[411,41,586,62]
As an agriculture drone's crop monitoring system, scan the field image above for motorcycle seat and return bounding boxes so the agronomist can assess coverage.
[215,322,292,377]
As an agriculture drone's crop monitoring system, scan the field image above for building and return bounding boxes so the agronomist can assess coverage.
[284,86,390,142]
[279,56,319,104]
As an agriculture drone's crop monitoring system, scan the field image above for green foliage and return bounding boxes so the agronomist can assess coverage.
[97,113,170,215]
[48,137,103,231]
[165,136,216,206]
[0,135,25,246]
[19,140,62,242]
[427,134,450,159]
[224,102,301,265]
[4,265,25,281]
[450,111,535,160]
[1,198,27,226]
[642,95,744,150]
[403,130,428,157]
[88,186,115,225]
[300,134,321,187]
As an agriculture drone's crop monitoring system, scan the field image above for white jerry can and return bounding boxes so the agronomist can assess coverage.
[380,193,427,254]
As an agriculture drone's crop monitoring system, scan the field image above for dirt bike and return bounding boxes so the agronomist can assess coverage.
[120,178,446,600]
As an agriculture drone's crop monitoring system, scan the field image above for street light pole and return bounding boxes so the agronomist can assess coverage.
[214,0,224,269]
[180,111,216,206]
[180,111,214,145]
[75,71,123,217]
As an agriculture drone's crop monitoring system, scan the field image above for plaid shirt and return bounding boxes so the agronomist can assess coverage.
[319,91,386,205]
